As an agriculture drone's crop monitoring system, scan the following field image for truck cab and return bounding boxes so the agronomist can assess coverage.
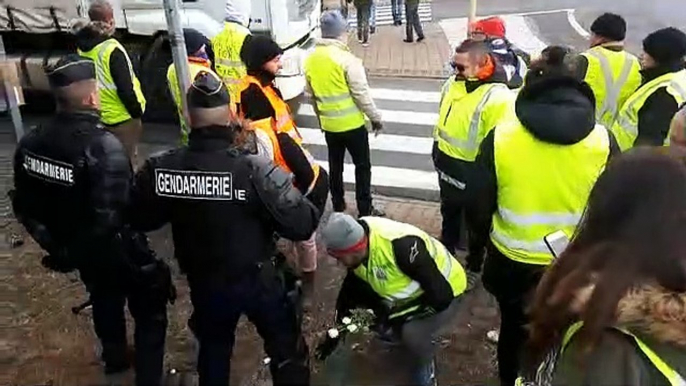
[0,0,321,117]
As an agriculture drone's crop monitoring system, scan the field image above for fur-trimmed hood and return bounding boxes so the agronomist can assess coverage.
[572,284,686,347]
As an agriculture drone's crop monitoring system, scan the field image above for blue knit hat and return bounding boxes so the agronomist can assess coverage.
[321,10,348,39]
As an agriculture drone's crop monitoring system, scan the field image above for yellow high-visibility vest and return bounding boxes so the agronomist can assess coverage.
[354,217,467,320]
[515,322,686,386]
[304,44,366,133]
[211,21,250,99]
[79,38,146,125]
[581,46,641,128]
[166,60,223,144]
[611,69,686,151]
[434,81,515,162]
[491,120,610,265]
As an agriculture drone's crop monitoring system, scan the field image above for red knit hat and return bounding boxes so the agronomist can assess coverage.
[471,16,506,38]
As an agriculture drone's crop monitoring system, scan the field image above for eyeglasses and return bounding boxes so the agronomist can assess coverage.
[450,62,466,73]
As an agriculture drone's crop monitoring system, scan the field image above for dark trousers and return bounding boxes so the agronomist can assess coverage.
[391,0,403,22]
[189,270,309,386]
[438,178,485,271]
[325,126,373,216]
[356,2,372,43]
[482,244,545,386]
[86,275,168,386]
[405,2,424,41]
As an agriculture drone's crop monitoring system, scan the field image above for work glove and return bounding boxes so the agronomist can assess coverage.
[371,121,383,137]
[315,335,341,361]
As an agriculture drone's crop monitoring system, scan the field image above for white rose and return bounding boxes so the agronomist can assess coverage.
[347,324,358,333]
[328,328,340,338]
[170,369,177,375]
[263,357,272,365]
[366,309,375,315]
[341,317,352,325]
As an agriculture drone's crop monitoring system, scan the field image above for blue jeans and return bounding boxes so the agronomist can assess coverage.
[391,0,403,23]
[370,2,376,27]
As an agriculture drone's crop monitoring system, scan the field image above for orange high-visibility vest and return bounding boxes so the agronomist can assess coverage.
[238,75,320,194]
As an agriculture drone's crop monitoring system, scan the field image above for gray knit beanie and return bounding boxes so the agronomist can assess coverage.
[320,10,348,39]
[321,213,365,252]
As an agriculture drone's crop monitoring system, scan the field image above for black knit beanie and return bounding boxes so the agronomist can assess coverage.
[590,13,626,42]
[643,27,686,65]
[240,35,283,72]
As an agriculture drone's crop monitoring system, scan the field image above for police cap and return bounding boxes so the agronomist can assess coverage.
[46,54,96,88]
[187,71,230,108]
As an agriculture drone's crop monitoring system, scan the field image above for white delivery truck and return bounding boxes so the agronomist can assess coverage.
[0,0,320,118]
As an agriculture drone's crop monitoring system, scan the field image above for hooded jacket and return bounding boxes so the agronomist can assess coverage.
[75,24,143,122]
[470,75,620,261]
[552,284,686,385]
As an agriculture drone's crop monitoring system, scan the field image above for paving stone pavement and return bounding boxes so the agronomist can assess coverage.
[348,23,453,78]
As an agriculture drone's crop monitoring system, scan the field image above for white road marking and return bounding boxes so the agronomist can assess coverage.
[316,160,439,191]
[566,9,590,39]
[297,103,439,126]
[299,127,434,155]
[348,3,432,27]
[304,88,442,104]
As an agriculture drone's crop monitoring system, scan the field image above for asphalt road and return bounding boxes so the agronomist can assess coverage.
[432,0,686,55]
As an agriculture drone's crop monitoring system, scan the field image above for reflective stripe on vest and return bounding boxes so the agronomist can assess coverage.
[166,60,222,144]
[612,70,686,151]
[491,121,610,265]
[211,21,250,97]
[251,123,321,195]
[435,82,515,162]
[563,322,686,386]
[238,75,301,139]
[353,217,467,319]
[582,47,641,128]
[78,39,146,125]
[304,44,366,133]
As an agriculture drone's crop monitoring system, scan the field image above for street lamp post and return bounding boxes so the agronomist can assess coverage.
[163,0,191,131]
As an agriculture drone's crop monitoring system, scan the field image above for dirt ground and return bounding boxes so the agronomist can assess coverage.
[1,197,500,386]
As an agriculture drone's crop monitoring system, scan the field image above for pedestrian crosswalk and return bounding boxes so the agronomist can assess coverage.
[348,2,432,28]
[292,80,443,200]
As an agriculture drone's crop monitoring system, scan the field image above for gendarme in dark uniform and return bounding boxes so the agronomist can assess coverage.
[129,71,320,386]
[10,55,173,385]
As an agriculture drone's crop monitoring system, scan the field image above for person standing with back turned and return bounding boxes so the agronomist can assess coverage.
[471,56,620,386]
[573,13,641,129]
[76,0,146,166]
[305,10,385,217]
[212,0,252,100]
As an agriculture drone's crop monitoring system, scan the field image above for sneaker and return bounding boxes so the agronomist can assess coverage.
[370,26,376,34]
[417,36,425,42]
[465,270,481,292]
[486,329,500,344]
[403,38,414,43]
[362,42,370,47]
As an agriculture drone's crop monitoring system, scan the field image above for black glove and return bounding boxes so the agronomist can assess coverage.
[315,335,341,361]
[371,121,383,135]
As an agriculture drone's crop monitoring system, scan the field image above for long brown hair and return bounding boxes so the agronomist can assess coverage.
[524,147,686,371]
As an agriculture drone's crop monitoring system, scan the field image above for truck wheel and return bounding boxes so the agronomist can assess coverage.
[139,34,177,123]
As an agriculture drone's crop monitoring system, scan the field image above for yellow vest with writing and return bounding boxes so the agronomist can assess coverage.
[581,46,641,128]
[515,322,686,386]
[491,120,610,265]
[434,81,515,162]
[166,61,222,144]
[354,217,466,319]
[79,38,146,125]
[611,69,686,151]
[211,22,250,99]
[304,44,366,133]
